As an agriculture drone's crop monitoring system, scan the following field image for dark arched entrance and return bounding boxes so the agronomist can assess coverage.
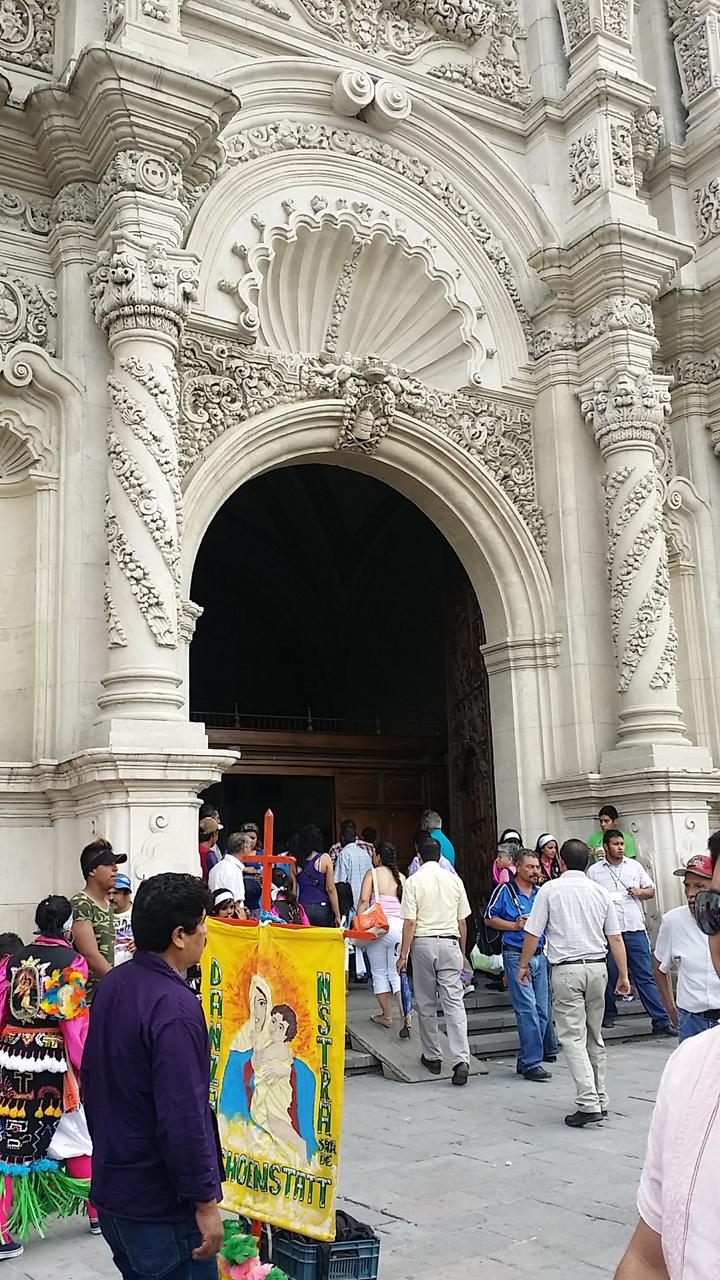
[190,463,496,904]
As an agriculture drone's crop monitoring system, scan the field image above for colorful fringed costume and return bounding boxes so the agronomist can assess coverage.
[0,937,91,1240]
[218,1219,289,1280]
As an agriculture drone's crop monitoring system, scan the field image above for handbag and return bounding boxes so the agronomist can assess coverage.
[353,867,389,941]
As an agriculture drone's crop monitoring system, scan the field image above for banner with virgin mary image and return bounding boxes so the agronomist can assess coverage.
[201,918,346,1240]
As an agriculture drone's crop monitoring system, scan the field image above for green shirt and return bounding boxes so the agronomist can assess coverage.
[71,891,115,999]
[587,829,637,858]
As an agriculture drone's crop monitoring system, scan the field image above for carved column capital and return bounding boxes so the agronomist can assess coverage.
[90,239,199,344]
[579,369,672,452]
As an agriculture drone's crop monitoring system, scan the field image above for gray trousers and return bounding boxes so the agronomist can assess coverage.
[551,962,608,1113]
[411,936,470,1066]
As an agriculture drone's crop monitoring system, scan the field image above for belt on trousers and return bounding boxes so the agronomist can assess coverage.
[503,945,544,957]
[415,934,459,940]
[553,957,606,967]
[695,1008,720,1020]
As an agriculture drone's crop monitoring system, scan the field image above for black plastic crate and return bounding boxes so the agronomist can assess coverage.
[272,1231,380,1280]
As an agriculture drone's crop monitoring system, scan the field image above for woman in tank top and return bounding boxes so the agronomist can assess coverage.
[295,824,341,928]
[356,841,406,1027]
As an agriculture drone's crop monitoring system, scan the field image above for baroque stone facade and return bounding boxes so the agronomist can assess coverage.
[1,6,720,932]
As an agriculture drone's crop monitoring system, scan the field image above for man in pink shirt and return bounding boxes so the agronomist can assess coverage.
[614,830,720,1279]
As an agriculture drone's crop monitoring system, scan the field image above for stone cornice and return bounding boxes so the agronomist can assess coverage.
[25,45,240,194]
[529,224,693,314]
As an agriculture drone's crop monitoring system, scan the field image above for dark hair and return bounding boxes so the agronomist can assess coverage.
[132,873,210,952]
[239,822,260,837]
[414,833,441,863]
[80,837,114,878]
[199,802,218,821]
[602,827,625,848]
[271,1003,297,1042]
[514,849,539,869]
[336,880,353,920]
[211,888,235,915]
[599,804,619,821]
[559,839,590,873]
[295,824,324,868]
[709,830,720,870]
[271,870,304,924]
[375,841,403,900]
[0,932,23,961]
[35,895,73,939]
[340,819,356,839]
[361,826,377,844]
[499,828,523,845]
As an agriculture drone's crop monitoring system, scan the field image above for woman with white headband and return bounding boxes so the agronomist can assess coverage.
[536,833,561,885]
[0,894,94,1261]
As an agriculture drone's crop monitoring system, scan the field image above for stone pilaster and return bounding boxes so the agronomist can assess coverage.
[89,237,204,748]
[668,0,720,140]
[579,367,698,760]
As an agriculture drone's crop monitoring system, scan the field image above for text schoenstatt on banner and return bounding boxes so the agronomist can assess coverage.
[202,918,346,1240]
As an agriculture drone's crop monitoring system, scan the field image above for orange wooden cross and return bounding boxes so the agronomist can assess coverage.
[237,809,295,912]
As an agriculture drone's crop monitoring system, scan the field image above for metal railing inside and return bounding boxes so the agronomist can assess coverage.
[191,707,444,736]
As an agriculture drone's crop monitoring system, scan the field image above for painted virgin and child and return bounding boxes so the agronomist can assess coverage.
[219,976,318,1167]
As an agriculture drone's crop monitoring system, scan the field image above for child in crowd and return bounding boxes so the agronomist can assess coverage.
[270,871,310,926]
[109,873,133,965]
[492,829,522,885]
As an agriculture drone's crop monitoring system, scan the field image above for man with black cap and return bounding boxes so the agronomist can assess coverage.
[72,838,127,1000]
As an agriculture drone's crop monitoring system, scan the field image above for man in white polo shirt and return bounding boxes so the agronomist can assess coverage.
[587,828,675,1037]
[398,834,471,1086]
[652,852,720,1042]
[208,831,249,913]
[519,838,630,1127]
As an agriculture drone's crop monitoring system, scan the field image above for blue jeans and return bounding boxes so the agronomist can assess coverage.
[678,1008,720,1042]
[503,948,549,1073]
[98,1209,219,1280]
[605,930,669,1029]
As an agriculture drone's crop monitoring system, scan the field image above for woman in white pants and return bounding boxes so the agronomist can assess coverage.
[356,842,406,1027]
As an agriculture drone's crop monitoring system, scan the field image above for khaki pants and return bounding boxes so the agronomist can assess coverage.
[411,936,470,1067]
[551,962,608,1113]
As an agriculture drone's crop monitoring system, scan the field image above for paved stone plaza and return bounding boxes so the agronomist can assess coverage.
[5,1039,672,1280]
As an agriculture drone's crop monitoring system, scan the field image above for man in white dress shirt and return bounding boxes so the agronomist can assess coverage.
[208,831,249,911]
[587,829,675,1037]
[652,852,720,1042]
[519,838,631,1127]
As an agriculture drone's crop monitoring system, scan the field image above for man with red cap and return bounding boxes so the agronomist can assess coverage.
[652,852,720,1043]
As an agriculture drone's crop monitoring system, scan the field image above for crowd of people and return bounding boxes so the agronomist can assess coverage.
[3,800,720,1278]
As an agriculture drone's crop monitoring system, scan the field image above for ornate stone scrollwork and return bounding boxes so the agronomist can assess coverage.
[0,264,56,357]
[223,121,532,346]
[0,0,58,72]
[555,0,630,51]
[668,1,713,104]
[580,369,677,696]
[51,182,98,227]
[569,132,601,204]
[632,109,664,188]
[610,123,634,188]
[693,178,720,244]
[96,152,184,214]
[90,241,199,341]
[0,190,51,236]
[180,334,547,552]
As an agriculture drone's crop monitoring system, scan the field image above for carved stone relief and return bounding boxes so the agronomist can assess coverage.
[632,109,664,188]
[223,121,532,345]
[0,190,51,236]
[96,151,183,215]
[0,264,56,357]
[569,131,601,203]
[556,0,630,51]
[668,2,713,104]
[90,242,199,341]
[532,295,654,358]
[610,123,634,188]
[0,0,57,72]
[51,182,98,227]
[693,178,720,244]
[580,369,678,696]
[179,333,547,552]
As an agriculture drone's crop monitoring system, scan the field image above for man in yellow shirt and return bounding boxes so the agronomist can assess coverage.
[398,834,472,1086]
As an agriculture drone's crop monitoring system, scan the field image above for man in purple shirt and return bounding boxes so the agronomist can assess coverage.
[82,872,224,1279]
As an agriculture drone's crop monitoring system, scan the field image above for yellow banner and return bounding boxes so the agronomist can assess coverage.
[202,919,346,1240]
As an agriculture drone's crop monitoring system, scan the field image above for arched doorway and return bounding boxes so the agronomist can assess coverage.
[189,462,497,904]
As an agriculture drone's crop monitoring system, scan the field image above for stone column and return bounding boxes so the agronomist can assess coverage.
[89,236,205,750]
[579,367,696,762]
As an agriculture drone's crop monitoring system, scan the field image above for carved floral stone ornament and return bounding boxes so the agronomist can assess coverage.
[0,189,51,236]
[555,0,631,52]
[96,151,184,213]
[693,178,720,244]
[568,131,601,204]
[179,333,547,552]
[0,263,57,357]
[631,108,664,188]
[0,0,57,72]
[668,0,713,104]
[580,369,671,452]
[90,241,199,341]
[610,123,634,188]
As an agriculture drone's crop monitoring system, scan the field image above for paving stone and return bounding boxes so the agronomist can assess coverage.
[10,1039,671,1279]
